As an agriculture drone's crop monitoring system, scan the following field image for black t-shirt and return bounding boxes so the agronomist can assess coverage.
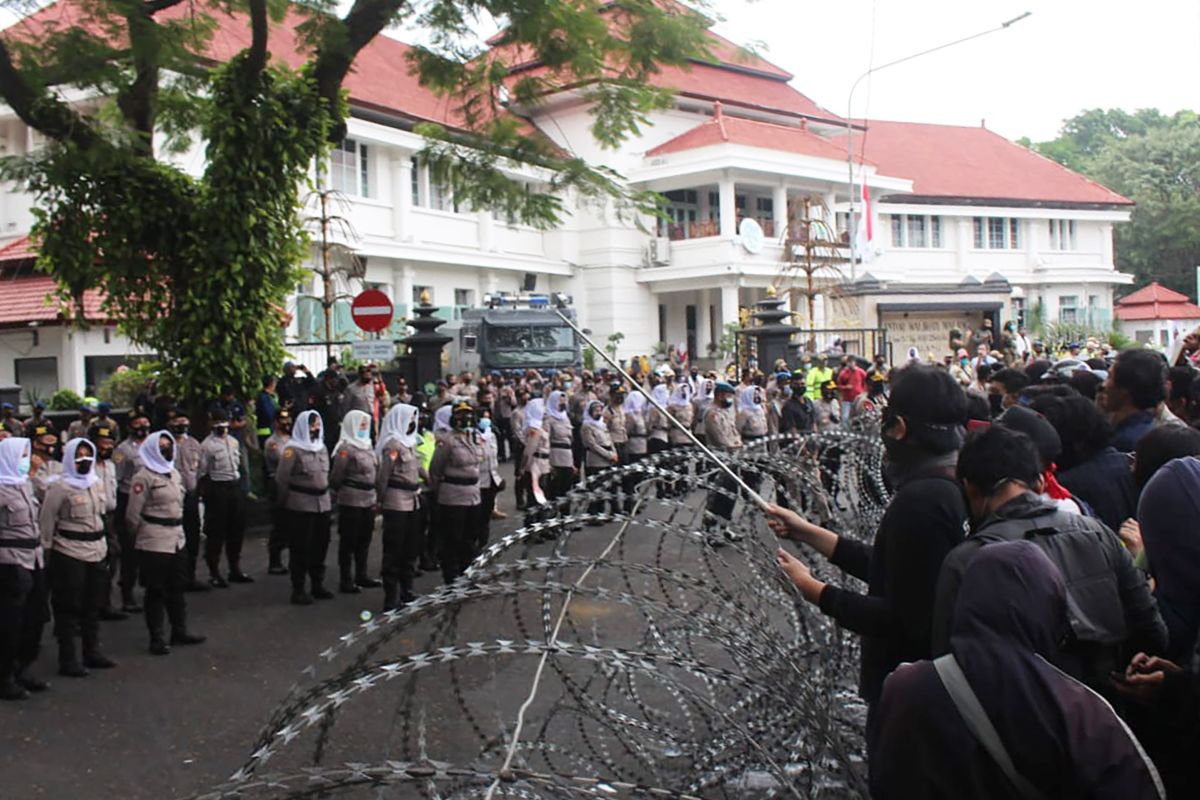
[818,471,968,706]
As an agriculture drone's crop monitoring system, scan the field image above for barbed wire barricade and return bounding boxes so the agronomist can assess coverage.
[189,430,889,800]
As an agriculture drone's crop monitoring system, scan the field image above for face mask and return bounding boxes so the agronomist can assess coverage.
[160,445,174,462]
[558,403,567,412]
[406,421,417,435]
[76,458,94,475]
[214,426,228,437]
[355,427,370,441]
[454,417,472,431]
[478,418,492,433]
[132,427,149,439]
[18,453,30,476]
[170,425,188,436]
[721,398,733,409]
[309,426,321,440]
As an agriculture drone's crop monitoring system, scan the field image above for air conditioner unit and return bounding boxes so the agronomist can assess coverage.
[649,236,671,265]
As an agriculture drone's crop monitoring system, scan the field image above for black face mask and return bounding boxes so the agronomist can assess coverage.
[721,398,733,409]
[988,393,1004,418]
[160,446,174,462]
[170,425,188,436]
[406,421,417,435]
[309,426,321,440]
[75,460,93,475]
[131,427,149,439]
[214,426,228,437]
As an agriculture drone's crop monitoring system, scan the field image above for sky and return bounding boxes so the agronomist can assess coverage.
[704,0,1200,141]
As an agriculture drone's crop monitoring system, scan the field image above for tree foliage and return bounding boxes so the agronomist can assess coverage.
[1026,108,1200,299]
[0,0,715,405]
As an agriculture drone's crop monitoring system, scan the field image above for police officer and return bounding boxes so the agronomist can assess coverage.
[88,423,125,621]
[544,390,575,502]
[66,404,96,442]
[276,410,332,605]
[113,416,150,611]
[262,409,291,575]
[621,389,649,513]
[198,410,249,586]
[475,409,502,552]
[330,409,379,593]
[40,438,115,677]
[94,402,122,441]
[28,422,62,502]
[581,400,619,518]
[169,410,205,592]
[125,430,205,654]
[375,404,425,610]
[704,382,744,532]
[0,437,48,698]
[414,405,438,574]
[1,402,24,437]
[606,383,628,466]
[428,401,482,583]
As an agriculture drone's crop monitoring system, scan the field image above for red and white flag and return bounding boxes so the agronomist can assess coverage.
[854,169,876,263]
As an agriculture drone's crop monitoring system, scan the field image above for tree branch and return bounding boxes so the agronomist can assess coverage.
[115,6,160,155]
[142,0,188,13]
[0,40,97,149]
[244,0,269,78]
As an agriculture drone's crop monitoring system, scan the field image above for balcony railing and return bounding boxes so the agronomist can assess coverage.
[663,217,777,241]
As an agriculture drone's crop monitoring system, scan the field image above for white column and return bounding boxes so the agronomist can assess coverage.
[956,217,971,272]
[1100,222,1114,267]
[394,265,414,317]
[478,209,494,252]
[695,289,712,360]
[772,184,788,237]
[718,172,736,238]
[392,157,414,242]
[720,282,739,329]
[60,328,80,393]
[1025,214,1039,269]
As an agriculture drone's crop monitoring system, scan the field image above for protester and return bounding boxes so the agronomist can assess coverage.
[1105,349,1180,452]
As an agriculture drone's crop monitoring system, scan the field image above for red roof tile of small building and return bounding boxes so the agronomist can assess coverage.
[0,274,107,328]
[0,235,37,263]
[647,109,864,163]
[832,120,1132,207]
[1115,282,1200,321]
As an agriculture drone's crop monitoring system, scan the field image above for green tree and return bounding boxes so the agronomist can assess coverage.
[0,0,711,407]
[1025,108,1200,299]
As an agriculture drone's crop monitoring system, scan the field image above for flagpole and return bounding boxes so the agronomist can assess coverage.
[843,13,1031,279]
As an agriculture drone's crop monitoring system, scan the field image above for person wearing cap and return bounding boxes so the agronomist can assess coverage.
[814,381,841,432]
[25,401,52,436]
[0,437,49,699]
[28,421,63,502]
[779,371,815,435]
[770,364,970,719]
[40,437,118,677]
[66,404,97,443]
[167,410,204,592]
[330,409,380,594]
[255,375,280,449]
[1,403,24,437]
[86,423,124,621]
[198,410,250,588]
[276,410,333,605]
[931,424,1165,695]
[701,381,745,533]
[428,401,482,583]
[125,430,205,655]
[805,359,833,403]
[375,404,426,610]
[262,410,292,575]
[113,415,150,613]
[94,402,121,442]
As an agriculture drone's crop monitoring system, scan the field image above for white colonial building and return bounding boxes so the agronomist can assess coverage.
[0,1,1133,397]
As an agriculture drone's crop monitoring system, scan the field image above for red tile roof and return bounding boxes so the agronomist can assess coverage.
[0,274,107,328]
[7,0,467,129]
[832,120,1132,207]
[0,235,37,263]
[647,110,864,163]
[1115,282,1200,321]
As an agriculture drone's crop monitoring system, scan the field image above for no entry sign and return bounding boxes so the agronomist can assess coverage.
[351,289,394,333]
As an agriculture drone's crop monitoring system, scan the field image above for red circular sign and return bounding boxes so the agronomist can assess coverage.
[351,289,394,333]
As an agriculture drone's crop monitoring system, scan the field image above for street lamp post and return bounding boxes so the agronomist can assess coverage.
[845,12,1031,280]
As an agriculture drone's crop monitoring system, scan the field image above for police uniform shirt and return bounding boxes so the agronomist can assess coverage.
[29,457,63,502]
[39,479,107,563]
[125,467,185,554]
[198,434,241,483]
[511,406,526,444]
[94,459,118,512]
[429,434,482,507]
[330,444,377,508]
[522,423,550,479]
[581,423,617,468]
[175,435,202,493]
[345,380,374,415]
[1,416,24,437]
[275,446,331,513]
[607,405,628,446]
[66,419,91,441]
[624,408,649,456]
[546,416,574,469]
[737,407,768,438]
[704,405,743,451]
[0,482,42,570]
[376,441,423,512]
[263,433,289,479]
[478,434,501,490]
[113,439,144,494]
[667,404,694,445]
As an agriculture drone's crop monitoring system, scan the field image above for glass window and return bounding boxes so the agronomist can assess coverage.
[454,288,474,307]
[1009,218,1020,248]
[930,216,942,248]
[987,217,1006,249]
[1059,295,1078,324]
[906,215,927,247]
[328,139,369,197]
[891,215,904,246]
[411,157,421,206]
[973,217,986,249]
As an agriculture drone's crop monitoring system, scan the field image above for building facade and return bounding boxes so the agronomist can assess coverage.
[0,2,1133,398]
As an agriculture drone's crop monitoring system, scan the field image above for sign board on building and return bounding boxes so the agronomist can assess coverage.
[350,340,395,362]
[351,289,394,333]
[739,218,764,254]
[881,310,986,363]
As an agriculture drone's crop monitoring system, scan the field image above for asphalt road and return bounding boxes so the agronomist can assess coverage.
[1,466,533,800]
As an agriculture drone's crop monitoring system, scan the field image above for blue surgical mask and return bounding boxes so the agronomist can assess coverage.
[478,418,492,433]
[355,427,370,441]
[18,453,31,476]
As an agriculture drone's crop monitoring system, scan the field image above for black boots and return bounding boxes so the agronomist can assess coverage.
[57,639,88,678]
[170,630,206,646]
[15,663,49,693]
[227,563,254,583]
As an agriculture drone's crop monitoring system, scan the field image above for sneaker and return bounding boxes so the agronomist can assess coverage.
[355,577,382,589]
[339,582,361,595]
[209,574,229,589]
[170,631,207,646]
[0,680,29,701]
[149,640,171,656]
[15,671,49,693]
[491,509,508,520]
[58,662,89,678]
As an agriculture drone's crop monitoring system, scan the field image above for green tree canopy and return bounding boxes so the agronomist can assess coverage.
[0,0,714,406]
[1026,108,1200,299]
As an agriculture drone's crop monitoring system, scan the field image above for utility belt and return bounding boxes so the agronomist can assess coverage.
[628,433,646,439]
[289,484,328,496]
[551,442,572,449]
[0,536,40,549]
[387,479,420,491]
[56,529,105,542]
[142,515,183,527]
[743,434,764,441]
[209,479,240,488]
[342,479,375,492]
[441,475,478,486]
[532,453,550,459]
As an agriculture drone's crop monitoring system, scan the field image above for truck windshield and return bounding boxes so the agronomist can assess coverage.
[484,325,575,366]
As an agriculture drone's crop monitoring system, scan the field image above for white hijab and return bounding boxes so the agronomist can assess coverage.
[697,379,715,403]
[335,409,372,454]
[0,437,29,486]
[650,384,670,410]
[290,410,326,453]
[668,383,692,408]
[139,430,176,475]
[63,437,99,490]
[433,405,452,433]
[376,403,420,457]
[738,385,763,410]
[525,398,546,430]
[583,400,606,430]
[546,390,569,422]
[622,391,646,415]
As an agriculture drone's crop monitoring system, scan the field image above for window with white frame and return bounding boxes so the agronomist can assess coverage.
[413,285,433,305]
[454,288,475,307]
[328,138,370,197]
[1059,295,1079,324]
[1048,219,1077,251]
[411,157,421,206]
[889,214,943,248]
[974,216,1021,249]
